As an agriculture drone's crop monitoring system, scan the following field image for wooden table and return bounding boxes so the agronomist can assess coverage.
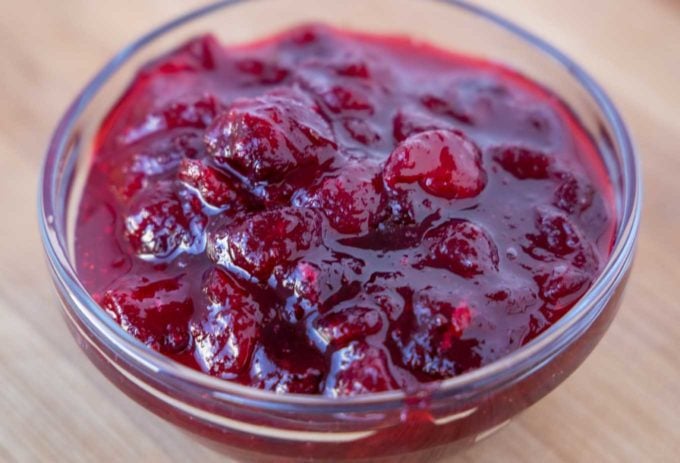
[1,1,678,461]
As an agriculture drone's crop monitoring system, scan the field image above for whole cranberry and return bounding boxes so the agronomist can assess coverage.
[342,118,381,146]
[207,207,323,281]
[295,164,386,234]
[526,206,584,258]
[191,268,262,377]
[314,306,384,347]
[274,250,365,311]
[389,288,478,379]
[123,182,206,259]
[123,94,222,145]
[492,145,552,180]
[535,264,590,305]
[420,219,499,278]
[325,341,398,397]
[204,88,336,182]
[249,345,323,394]
[319,84,376,114]
[178,158,247,211]
[100,274,193,354]
[106,130,204,203]
[384,129,486,200]
[295,58,379,115]
[553,173,595,214]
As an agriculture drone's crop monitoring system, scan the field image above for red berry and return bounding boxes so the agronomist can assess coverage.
[320,84,375,114]
[192,308,259,377]
[161,94,222,130]
[122,94,222,145]
[178,158,246,210]
[124,182,206,259]
[325,341,398,397]
[364,283,406,322]
[281,260,323,306]
[249,345,323,394]
[202,267,262,313]
[553,173,595,214]
[390,289,478,379]
[420,219,499,278]
[384,129,486,200]
[536,264,590,305]
[191,268,262,377]
[106,130,204,203]
[204,88,336,182]
[275,250,365,311]
[100,274,193,354]
[332,59,371,79]
[492,145,552,180]
[526,206,583,258]
[77,25,617,395]
[296,57,378,116]
[295,164,386,234]
[342,117,381,146]
[314,306,384,347]
[207,207,323,281]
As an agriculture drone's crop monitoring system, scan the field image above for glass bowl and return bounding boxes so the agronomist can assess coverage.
[39,1,641,461]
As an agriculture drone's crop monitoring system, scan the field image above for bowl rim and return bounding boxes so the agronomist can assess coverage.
[39,0,641,412]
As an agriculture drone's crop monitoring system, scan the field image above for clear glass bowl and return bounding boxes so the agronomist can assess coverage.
[39,1,641,461]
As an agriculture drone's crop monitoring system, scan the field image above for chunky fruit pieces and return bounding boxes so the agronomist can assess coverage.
[492,145,552,180]
[205,88,336,182]
[192,268,263,377]
[178,158,246,210]
[325,341,398,396]
[384,129,486,200]
[76,24,615,396]
[106,130,204,203]
[315,305,384,347]
[207,207,323,281]
[390,289,477,379]
[100,274,194,354]
[295,163,386,234]
[420,219,500,278]
[124,182,206,259]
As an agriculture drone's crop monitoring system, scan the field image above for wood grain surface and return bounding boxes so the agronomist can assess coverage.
[0,0,678,461]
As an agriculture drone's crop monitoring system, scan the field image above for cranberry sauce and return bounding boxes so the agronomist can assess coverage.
[75,24,616,396]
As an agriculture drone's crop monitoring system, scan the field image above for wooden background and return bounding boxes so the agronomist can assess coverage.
[0,0,678,461]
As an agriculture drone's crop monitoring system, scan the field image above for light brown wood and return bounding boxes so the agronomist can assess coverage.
[0,0,678,461]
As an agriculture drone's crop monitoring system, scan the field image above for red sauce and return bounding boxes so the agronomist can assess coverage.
[75,24,615,396]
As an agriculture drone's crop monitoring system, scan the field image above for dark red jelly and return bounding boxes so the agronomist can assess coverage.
[75,24,615,396]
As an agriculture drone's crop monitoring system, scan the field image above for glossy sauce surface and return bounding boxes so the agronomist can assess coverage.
[76,24,615,396]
